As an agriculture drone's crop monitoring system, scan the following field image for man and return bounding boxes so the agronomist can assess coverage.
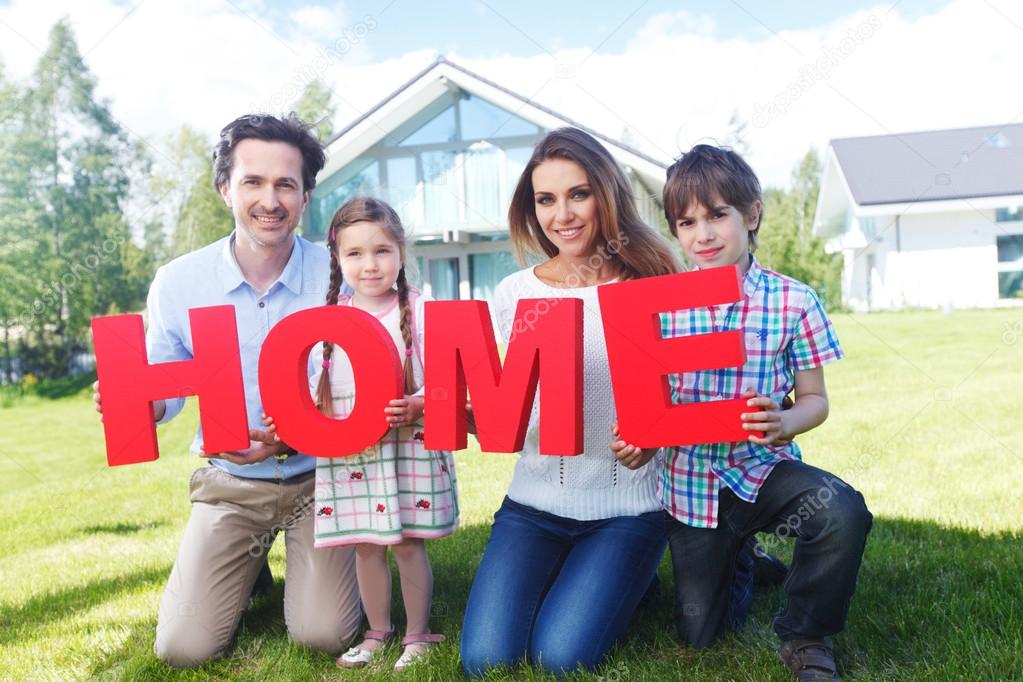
[93,113,360,667]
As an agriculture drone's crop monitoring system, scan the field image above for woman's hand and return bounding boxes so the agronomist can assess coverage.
[609,423,657,469]
[385,395,424,426]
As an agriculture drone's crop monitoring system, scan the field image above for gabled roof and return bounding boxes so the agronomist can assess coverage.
[321,56,669,189]
[830,122,1023,207]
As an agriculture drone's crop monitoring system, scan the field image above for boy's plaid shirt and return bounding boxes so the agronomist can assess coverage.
[658,257,843,528]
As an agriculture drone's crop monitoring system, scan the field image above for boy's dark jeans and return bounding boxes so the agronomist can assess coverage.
[665,460,872,649]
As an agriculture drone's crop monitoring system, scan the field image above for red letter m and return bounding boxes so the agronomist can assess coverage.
[423,299,583,455]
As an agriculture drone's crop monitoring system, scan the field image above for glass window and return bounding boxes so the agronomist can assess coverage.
[997,234,1023,298]
[998,234,1023,263]
[459,94,538,140]
[410,255,425,288]
[464,141,501,225]
[504,146,533,200]
[429,258,460,300]
[422,150,462,225]
[398,105,456,146]
[312,159,379,236]
[999,271,1023,298]
[860,216,880,239]
[385,156,421,227]
[470,251,520,300]
[996,207,1023,222]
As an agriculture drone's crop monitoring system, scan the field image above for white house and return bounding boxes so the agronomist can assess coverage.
[302,57,669,300]
[814,123,1023,311]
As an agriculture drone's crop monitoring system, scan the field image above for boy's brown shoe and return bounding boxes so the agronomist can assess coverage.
[779,638,840,681]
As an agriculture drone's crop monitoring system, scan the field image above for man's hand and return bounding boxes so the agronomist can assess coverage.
[92,381,102,421]
[609,423,657,470]
[251,414,279,445]
[202,420,288,465]
[201,434,287,466]
[92,380,166,423]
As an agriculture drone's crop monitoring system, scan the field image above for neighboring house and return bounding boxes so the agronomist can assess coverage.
[814,123,1023,311]
[303,57,669,300]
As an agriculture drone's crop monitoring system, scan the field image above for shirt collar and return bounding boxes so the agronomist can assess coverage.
[743,255,764,299]
[276,236,304,295]
[219,231,305,295]
[692,254,763,301]
[219,233,246,294]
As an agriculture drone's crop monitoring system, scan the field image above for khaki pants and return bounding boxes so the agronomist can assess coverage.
[155,465,362,667]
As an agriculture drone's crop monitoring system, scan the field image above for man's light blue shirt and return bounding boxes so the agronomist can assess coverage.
[146,231,329,480]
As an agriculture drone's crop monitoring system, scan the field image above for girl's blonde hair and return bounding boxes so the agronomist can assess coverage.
[316,197,418,416]
[507,127,680,279]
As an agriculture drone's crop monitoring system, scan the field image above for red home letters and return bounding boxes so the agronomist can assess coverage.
[91,265,758,466]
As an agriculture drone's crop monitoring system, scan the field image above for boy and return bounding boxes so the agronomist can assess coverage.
[613,145,871,681]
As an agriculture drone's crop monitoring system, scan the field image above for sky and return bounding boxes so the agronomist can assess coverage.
[0,0,1018,187]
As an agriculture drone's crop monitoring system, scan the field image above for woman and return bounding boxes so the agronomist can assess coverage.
[459,127,681,676]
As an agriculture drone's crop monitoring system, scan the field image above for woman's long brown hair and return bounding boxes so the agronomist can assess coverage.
[507,127,680,280]
[315,197,418,416]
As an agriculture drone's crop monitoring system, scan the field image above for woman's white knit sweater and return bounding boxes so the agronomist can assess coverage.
[492,267,661,521]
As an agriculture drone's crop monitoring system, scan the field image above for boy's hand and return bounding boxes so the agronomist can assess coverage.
[385,395,424,426]
[610,423,657,469]
[741,388,790,446]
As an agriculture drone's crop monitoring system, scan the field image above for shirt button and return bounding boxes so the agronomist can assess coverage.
[259,301,266,308]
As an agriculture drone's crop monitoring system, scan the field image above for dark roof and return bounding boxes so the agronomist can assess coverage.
[325,56,668,170]
[831,122,1023,206]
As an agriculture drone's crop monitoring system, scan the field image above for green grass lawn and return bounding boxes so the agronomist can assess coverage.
[2,309,1021,681]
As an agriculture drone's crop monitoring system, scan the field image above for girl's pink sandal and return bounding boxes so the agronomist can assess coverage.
[393,632,445,671]
[336,628,395,668]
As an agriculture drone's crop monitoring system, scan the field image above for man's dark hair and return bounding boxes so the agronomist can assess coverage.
[663,144,763,248]
[212,113,326,193]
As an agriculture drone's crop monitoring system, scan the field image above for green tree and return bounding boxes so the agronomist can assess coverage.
[293,79,336,142]
[4,18,150,378]
[154,125,232,258]
[757,149,843,310]
[174,161,233,256]
[0,59,33,383]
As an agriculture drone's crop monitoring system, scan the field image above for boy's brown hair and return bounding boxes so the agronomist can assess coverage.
[663,144,763,251]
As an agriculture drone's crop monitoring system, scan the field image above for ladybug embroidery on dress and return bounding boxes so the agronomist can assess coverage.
[416,499,430,509]
[412,431,425,442]
[376,503,386,512]
[317,506,333,516]
[349,471,364,480]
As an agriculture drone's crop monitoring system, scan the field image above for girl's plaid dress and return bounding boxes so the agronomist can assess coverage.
[311,292,459,548]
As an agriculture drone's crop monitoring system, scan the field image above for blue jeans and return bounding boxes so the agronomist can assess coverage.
[460,497,666,677]
[665,460,872,648]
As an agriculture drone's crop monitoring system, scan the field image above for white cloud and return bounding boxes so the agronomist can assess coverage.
[629,9,718,45]
[0,0,1019,186]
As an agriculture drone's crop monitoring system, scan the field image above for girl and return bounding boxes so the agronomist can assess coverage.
[459,127,681,677]
[309,197,458,671]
